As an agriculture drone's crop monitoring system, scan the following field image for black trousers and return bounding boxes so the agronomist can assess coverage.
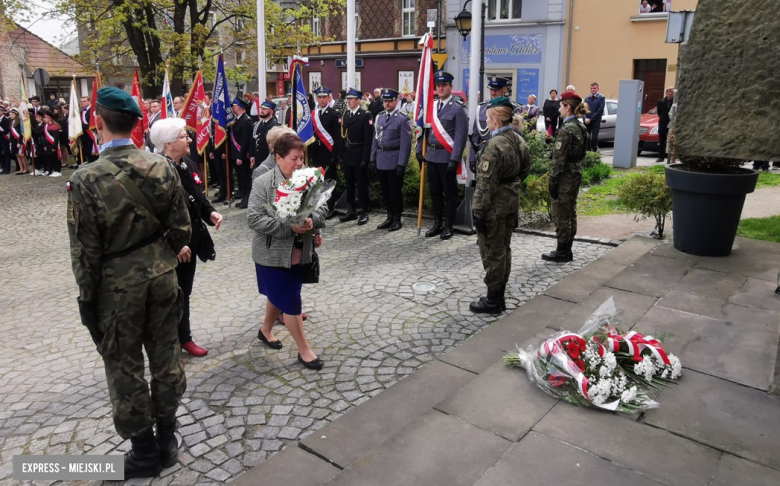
[315,161,339,211]
[427,162,458,221]
[586,121,601,152]
[377,168,404,217]
[234,158,252,197]
[175,257,197,344]
[658,132,668,158]
[41,155,58,173]
[215,157,236,196]
[344,164,370,212]
[0,142,10,174]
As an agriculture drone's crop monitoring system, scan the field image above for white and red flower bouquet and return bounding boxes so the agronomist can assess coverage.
[504,297,682,413]
[270,167,335,224]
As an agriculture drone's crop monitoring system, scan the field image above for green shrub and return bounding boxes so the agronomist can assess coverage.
[583,163,612,186]
[616,173,673,239]
[582,151,602,169]
[520,173,552,220]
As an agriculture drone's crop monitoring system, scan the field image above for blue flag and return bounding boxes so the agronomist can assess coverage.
[293,64,314,146]
[211,55,229,148]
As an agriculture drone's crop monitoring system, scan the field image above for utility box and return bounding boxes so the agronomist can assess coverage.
[613,79,644,169]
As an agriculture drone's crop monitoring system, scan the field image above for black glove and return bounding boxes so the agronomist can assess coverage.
[469,160,476,174]
[360,159,368,170]
[78,300,103,347]
[416,153,424,169]
[473,217,487,235]
[447,160,458,175]
[549,184,559,200]
[396,165,406,178]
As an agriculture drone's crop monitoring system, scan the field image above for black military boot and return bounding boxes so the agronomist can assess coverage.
[377,211,393,230]
[357,211,370,225]
[566,240,575,261]
[124,429,163,479]
[211,192,226,204]
[499,284,508,312]
[388,214,403,232]
[339,207,357,222]
[425,216,443,238]
[440,220,454,240]
[469,289,504,314]
[541,242,573,262]
[156,414,179,468]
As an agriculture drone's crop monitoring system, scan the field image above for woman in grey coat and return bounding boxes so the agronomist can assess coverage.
[247,133,327,370]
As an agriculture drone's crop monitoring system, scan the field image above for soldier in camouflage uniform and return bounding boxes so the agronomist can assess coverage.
[67,87,192,479]
[543,90,589,263]
[470,97,530,314]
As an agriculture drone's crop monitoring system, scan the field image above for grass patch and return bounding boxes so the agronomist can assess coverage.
[737,215,780,243]
[756,171,780,188]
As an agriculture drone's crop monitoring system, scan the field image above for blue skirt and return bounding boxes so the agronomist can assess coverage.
[255,264,304,315]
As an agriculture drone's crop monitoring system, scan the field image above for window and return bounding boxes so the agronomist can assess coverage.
[402,0,415,37]
[607,101,618,115]
[209,12,217,30]
[235,17,245,31]
[236,49,246,67]
[112,54,123,66]
[639,0,670,15]
[312,15,320,35]
[487,0,522,21]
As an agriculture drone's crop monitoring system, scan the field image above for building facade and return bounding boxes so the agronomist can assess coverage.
[445,0,567,105]
[565,0,697,112]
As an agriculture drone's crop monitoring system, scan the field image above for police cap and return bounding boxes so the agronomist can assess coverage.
[261,100,276,111]
[314,87,331,96]
[433,71,454,85]
[487,76,510,89]
[345,88,362,98]
[232,97,249,110]
[380,88,400,100]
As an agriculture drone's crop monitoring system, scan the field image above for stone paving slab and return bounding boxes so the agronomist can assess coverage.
[710,454,780,486]
[657,292,780,333]
[324,410,511,486]
[544,260,628,303]
[670,268,749,300]
[533,403,720,486]
[299,360,475,469]
[729,278,780,314]
[435,360,557,441]
[560,287,659,332]
[228,445,339,486]
[472,431,666,486]
[644,370,780,471]
[606,254,692,298]
[697,241,780,282]
[597,236,658,266]
[437,296,577,374]
[634,306,777,390]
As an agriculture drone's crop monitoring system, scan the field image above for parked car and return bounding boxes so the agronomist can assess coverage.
[638,108,661,155]
[597,99,619,143]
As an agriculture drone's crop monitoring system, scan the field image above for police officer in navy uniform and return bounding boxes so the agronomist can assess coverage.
[370,88,412,232]
[415,71,468,239]
[250,99,280,169]
[310,87,341,182]
[339,88,374,225]
[469,76,522,173]
[229,98,254,209]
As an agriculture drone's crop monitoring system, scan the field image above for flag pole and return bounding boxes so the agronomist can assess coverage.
[417,152,426,236]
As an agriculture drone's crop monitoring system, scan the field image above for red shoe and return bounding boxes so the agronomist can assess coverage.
[181,341,208,357]
[276,313,307,326]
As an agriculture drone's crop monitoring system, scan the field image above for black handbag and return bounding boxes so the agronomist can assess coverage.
[302,250,320,284]
[196,220,216,262]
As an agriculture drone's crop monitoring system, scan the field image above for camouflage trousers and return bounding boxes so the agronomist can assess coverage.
[552,173,582,244]
[96,270,186,439]
[477,211,519,291]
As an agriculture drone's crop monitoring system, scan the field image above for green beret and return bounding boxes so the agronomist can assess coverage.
[487,96,513,109]
[96,87,142,118]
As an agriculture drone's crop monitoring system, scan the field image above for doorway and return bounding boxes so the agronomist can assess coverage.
[633,59,667,113]
[483,70,515,104]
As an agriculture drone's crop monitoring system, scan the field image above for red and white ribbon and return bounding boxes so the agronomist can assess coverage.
[606,331,670,365]
[430,108,454,154]
[312,109,333,151]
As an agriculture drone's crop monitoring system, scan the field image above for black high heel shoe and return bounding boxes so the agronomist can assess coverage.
[297,353,323,370]
[257,329,283,349]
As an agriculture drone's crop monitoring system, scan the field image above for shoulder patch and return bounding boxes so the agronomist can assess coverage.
[65,181,71,191]
[555,141,562,151]
[482,159,489,172]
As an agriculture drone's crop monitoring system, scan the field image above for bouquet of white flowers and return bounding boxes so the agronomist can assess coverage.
[271,167,335,225]
[504,297,681,413]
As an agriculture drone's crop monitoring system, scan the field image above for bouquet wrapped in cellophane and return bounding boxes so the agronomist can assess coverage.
[504,297,681,413]
[270,166,335,225]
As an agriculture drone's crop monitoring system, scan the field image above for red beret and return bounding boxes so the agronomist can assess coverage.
[559,91,582,102]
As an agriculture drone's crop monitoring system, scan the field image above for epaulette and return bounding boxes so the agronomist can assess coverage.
[478,100,489,106]
[455,98,465,106]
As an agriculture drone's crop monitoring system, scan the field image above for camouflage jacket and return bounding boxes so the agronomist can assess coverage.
[473,128,531,219]
[549,118,588,187]
[67,145,191,302]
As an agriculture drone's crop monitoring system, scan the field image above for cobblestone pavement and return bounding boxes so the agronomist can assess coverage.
[0,171,609,485]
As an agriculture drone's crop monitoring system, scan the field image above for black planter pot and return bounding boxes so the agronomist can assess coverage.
[665,164,759,257]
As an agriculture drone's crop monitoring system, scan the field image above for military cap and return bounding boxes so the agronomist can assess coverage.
[345,88,362,98]
[261,100,276,111]
[487,96,513,109]
[96,87,143,118]
[433,71,454,85]
[559,91,582,103]
[232,97,249,110]
[380,88,400,100]
[487,76,510,89]
[314,87,331,96]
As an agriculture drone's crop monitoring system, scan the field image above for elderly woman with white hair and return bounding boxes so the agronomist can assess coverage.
[521,94,540,129]
[151,118,223,358]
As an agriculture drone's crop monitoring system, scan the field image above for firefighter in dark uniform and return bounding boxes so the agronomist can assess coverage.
[338,88,374,225]
[310,87,341,182]
[250,100,280,169]
[415,71,468,240]
[78,96,99,164]
[228,98,254,209]
[468,76,523,172]
[370,88,412,232]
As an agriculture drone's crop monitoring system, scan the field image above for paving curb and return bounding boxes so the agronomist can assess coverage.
[514,227,624,247]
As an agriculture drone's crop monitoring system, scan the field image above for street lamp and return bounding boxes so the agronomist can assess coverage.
[454,0,487,98]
